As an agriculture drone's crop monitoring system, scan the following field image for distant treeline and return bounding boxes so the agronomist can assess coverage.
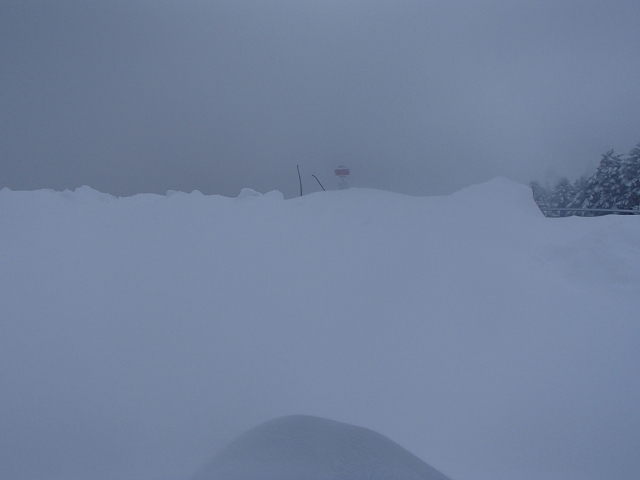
[531,142,640,216]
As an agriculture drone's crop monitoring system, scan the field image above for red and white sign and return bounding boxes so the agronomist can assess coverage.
[335,166,350,178]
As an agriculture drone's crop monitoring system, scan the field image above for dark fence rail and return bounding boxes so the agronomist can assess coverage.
[543,207,640,215]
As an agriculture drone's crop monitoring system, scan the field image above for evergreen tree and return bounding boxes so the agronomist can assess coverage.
[621,143,640,210]
[568,175,589,214]
[534,141,640,216]
[578,150,625,212]
[549,177,574,216]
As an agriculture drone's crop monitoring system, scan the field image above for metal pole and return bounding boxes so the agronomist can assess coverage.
[312,174,325,191]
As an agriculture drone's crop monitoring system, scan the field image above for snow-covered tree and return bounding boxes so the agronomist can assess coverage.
[570,150,625,213]
[549,177,575,216]
[621,143,640,210]
[568,175,589,214]
[535,142,640,216]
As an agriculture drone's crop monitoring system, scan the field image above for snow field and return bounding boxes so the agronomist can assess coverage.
[0,178,638,480]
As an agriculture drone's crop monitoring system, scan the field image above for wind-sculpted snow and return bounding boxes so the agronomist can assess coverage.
[0,179,638,480]
[191,415,452,480]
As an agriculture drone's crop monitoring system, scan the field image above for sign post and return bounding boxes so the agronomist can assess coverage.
[334,165,350,190]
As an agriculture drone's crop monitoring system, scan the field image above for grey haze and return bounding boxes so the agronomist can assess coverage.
[1,0,639,197]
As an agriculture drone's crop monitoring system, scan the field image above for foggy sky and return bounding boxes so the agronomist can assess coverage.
[2,0,640,198]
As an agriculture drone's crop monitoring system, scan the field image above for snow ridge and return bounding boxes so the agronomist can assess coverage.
[191,415,452,480]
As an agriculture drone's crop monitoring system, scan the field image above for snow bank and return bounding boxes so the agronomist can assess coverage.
[192,415,452,480]
[0,179,638,480]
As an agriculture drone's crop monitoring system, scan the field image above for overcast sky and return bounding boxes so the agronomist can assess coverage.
[2,0,639,198]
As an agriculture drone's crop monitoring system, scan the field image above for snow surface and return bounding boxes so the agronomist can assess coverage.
[191,415,452,480]
[0,178,639,480]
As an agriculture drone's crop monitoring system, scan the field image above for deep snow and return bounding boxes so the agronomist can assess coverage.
[0,178,638,480]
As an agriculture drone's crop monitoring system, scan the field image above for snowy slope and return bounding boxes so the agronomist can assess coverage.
[0,178,638,480]
[191,415,452,480]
